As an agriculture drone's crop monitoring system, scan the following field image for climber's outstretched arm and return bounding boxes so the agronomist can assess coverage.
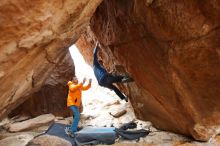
[93,42,101,67]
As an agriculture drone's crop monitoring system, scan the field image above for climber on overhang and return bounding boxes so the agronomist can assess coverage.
[93,42,134,102]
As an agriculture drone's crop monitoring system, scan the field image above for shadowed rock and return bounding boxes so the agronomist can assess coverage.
[76,0,220,141]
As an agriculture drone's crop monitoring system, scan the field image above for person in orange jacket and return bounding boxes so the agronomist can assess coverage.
[65,76,92,137]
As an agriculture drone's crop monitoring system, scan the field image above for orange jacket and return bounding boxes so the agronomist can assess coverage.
[67,81,91,107]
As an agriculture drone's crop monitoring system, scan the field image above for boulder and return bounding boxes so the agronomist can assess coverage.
[0,133,34,146]
[0,0,103,120]
[76,0,220,141]
[9,52,74,118]
[9,114,55,132]
[109,109,127,118]
[27,135,71,146]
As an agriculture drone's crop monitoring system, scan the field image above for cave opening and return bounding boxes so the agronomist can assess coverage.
[68,44,130,120]
[7,43,135,128]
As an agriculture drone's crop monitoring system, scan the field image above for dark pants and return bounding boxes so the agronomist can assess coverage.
[99,74,126,100]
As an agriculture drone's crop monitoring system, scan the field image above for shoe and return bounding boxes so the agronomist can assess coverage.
[124,96,128,102]
[77,126,83,131]
[65,126,82,132]
[121,76,134,83]
[65,127,71,134]
[69,131,75,138]
[65,126,71,133]
[65,127,75,138]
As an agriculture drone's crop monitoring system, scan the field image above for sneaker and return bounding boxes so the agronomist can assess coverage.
[121,76,134,83]
[65,127,71,134]
[65,126,82,132]
[65,126,71,131]
[69,131,75,138]
[65,127,70,134]
[65,127,75,138]
[77,126,83,131]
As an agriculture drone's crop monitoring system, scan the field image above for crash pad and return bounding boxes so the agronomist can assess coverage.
[44,122,149,146]
[45,123,116,145]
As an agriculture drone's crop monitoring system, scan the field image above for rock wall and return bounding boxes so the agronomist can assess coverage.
[9,52,74,117]
[1,0,220,141]
[77,0,220,141]
[0,0,102,119]
[75,27,96,66]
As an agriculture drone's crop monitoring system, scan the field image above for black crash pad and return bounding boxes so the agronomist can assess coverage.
[44,122,150,146]
[45,123,76,145]
[45,123,116,146]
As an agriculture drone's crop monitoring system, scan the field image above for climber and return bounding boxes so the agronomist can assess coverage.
[93,42,134,102]
[65,77,92,137]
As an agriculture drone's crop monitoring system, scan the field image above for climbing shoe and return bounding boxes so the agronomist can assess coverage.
[124,96,128,102]
[121,76,134,83]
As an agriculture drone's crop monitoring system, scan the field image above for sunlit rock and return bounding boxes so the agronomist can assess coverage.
[0,0,102,119]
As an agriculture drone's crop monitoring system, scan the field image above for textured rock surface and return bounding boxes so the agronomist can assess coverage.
[9,114,55,132]
[0,133,34,146]
[77,0,220,141]
[109,106,127,118]
[27,135,72,146]
[0,0,102,119]
[76,27,96,66]
[9,52,73,117]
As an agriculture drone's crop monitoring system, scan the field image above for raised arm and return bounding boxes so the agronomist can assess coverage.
[93,42,101,67]
[81,79,92,91]
[68,81,82,92]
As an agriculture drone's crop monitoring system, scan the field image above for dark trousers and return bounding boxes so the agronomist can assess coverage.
[99,74,126,100]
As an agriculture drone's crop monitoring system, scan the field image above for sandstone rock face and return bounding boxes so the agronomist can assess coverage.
[0,0,102,119]
[77,0,220,141]
[9,114,55,132]
[0,133,34,146]
[28,135,72,146]
[76,27,97,66]
[10,52,73,117]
